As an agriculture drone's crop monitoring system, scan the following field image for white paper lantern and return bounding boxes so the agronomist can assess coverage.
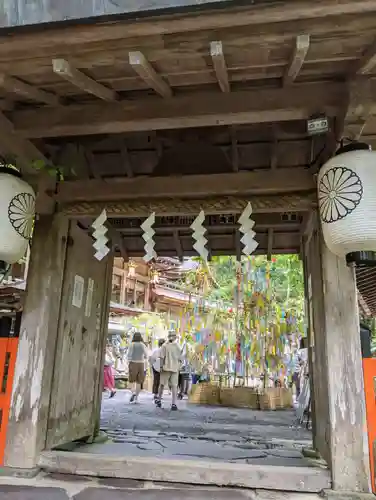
[0,169,35,264]
[318,144,376,257]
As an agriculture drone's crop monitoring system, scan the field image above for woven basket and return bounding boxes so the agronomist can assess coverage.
[259,388,293,410]
[219,387,260,409]
[188,383,220,406]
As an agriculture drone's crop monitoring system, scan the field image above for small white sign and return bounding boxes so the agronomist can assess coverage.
[85,278,94,318]
[72,275,85,309]
[307,117,329,135]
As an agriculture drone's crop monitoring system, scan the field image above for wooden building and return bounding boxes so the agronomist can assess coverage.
[0,0,376,496]
[109,256,194,327]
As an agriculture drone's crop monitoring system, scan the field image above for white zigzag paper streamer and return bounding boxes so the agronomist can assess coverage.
[141,212,157,262]
[92,209,110,261]
[190,210,208,261]
[238,203,258,256]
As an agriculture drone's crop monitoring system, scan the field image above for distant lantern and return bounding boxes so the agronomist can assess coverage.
[0,166,35,264]
[318,142,376,261]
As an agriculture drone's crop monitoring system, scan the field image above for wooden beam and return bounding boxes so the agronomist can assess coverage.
[52,59,118,102]
[129,51,172,98]
[12,82,346,139]
[120,146,134,178]
[62,193,316,219]
[354,37,376,75]
[230,126,239,172]
[113,213,301,233]
[270,138,278,170]
[0,74,60,106]
[117,221,301,235]
[2,1,376,59]
[56,168,315,204]
[210,41,230,93]
[283,35,310,86]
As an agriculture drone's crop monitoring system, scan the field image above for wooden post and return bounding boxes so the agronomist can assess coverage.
[92,250,114,440]
[301,235,317,447]
[4,214,69,469]
[305,213,372,492]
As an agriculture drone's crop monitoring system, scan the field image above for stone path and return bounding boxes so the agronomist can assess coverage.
[0,473,324,500]
[75,390,315,467]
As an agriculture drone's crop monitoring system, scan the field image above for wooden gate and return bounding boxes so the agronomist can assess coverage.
[46,222,112,449]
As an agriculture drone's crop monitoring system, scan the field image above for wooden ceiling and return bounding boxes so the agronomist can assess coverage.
[1,1,376,256]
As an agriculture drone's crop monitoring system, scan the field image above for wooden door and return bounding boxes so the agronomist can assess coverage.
[46,222,112,448]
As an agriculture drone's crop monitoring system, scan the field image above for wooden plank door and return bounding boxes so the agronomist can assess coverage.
[46,222,111,449]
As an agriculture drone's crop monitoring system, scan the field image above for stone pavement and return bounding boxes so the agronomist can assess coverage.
[0,473,325,500]
[77,390,315,467]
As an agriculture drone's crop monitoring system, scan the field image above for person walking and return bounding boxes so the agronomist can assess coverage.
[150,338,165,402]
[156,331,182,411]
[103,345,116,399]
[292,349,302,399]
[178,341,191,400]
[127,331,148,404]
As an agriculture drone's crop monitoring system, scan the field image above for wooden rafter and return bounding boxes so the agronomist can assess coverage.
[11,81,346,139]
[0,74,60,106]
[55,168,315,204]
[52,59,119,101]
[58,143,92,179]
[129,51,172,98]
[210,41,230,93]
[283,35,310,86]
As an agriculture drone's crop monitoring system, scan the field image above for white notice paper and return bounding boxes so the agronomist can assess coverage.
[72,275,85,309]
[85,278,94,318]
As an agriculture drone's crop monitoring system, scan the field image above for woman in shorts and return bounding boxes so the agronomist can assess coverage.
[127,332,148,403]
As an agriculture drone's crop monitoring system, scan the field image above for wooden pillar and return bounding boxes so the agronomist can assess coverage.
[120,269,127,305]
[304,213,371,492]
[4,214,69,470]
[301,237,317,449]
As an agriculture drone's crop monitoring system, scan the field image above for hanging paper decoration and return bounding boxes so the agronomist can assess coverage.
[141,212,156,262]
[92,209,110,261]
[190,210,208,261]
[238,202,258,256]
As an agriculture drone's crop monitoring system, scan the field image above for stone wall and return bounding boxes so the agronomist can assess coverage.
[0,0,230,28]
